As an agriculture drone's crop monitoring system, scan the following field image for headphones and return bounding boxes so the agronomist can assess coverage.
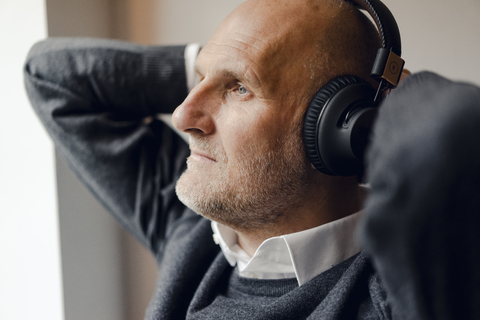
[303,0,404,176]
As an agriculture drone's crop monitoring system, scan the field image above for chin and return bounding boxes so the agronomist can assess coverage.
[175,148,309,232]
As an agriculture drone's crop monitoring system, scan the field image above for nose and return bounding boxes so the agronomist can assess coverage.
[172,83,216,135]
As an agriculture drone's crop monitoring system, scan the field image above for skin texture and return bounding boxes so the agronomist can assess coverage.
[172,0,381,256]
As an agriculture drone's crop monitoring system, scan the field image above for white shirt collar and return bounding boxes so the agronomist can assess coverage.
[211,212,362,286]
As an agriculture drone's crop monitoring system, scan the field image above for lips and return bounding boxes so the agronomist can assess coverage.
[190,149,217,162]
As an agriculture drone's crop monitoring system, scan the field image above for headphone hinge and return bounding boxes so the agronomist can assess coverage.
[371,48,405,88]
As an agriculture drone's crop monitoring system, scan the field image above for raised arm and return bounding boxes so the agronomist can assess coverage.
[361,72,480,319]
[25,38,192,255]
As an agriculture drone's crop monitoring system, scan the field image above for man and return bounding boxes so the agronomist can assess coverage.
[171,0,379,258]
[25,0,480,319]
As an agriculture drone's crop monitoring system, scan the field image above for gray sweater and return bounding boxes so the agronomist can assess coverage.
[25,38,480,319]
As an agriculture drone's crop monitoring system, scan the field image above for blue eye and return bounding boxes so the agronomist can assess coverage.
[238,85,248,95]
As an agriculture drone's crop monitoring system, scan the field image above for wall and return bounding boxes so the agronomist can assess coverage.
[45,0,129,319]
[383,0,480,85]
[0,1,64,320]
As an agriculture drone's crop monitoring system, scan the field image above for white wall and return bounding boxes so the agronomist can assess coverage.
[0,1,64,320]
[383,0,480,85]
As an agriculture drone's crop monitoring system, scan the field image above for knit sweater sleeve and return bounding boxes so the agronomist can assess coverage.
[24,37,192,256]
[361,72,480,319]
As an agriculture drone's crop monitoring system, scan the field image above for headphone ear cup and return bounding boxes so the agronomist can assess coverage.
[303,75,379,176]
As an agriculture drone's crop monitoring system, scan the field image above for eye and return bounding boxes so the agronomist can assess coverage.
[225,82,252,101]
[238,84,248,95]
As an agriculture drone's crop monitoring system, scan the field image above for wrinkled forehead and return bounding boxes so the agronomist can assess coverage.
[197,0,334,96]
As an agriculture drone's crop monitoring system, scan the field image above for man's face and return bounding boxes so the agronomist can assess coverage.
[172,0,323,231]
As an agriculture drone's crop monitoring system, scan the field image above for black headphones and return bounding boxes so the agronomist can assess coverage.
[303,0,404,176]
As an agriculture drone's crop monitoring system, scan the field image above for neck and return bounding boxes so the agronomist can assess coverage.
[236,175,362,257]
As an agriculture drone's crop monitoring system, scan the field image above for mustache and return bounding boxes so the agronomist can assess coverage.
[188,133,226,162]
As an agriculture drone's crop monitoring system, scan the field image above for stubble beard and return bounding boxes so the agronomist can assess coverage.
[175,124,309,232]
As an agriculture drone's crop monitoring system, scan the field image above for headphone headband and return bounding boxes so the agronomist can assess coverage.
[348,0,401,55]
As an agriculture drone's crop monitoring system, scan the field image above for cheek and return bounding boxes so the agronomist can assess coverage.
[218,111,290,167]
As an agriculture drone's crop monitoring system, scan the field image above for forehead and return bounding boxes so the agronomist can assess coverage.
[195,0,327,98]
[196,33,271,92]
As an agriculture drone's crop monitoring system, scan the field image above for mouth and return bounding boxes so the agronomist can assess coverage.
[190,149,217,163]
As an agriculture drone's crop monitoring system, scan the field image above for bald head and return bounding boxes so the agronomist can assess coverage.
[306,0,382,91]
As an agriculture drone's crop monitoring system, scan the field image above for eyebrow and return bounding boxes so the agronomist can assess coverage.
[194,65,261,89]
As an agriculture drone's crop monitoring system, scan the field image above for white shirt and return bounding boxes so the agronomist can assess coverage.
[211,212,362,286]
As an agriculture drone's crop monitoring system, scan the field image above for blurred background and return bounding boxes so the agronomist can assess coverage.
[1,0,479,319]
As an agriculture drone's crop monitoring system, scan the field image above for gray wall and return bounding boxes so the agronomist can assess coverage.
[46,1,128,318]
